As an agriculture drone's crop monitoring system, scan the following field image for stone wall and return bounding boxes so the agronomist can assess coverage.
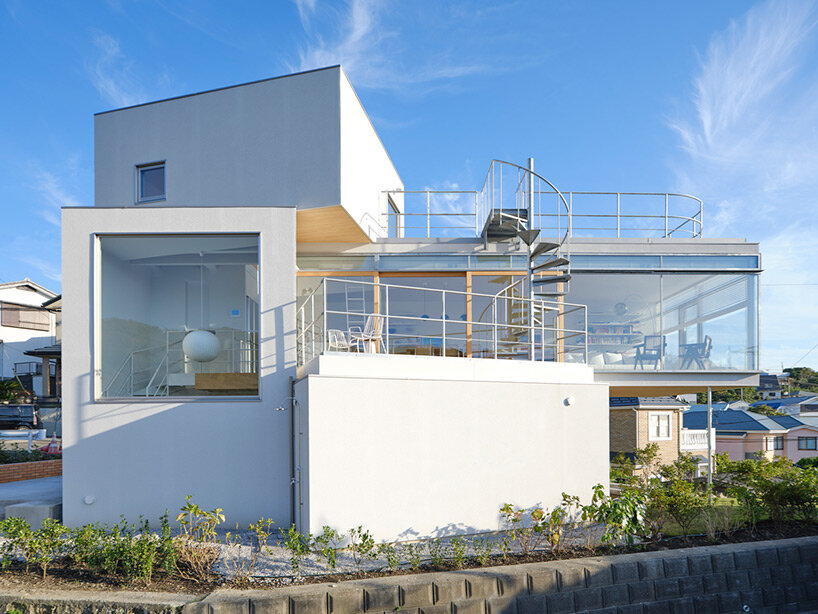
[185,536,818,614]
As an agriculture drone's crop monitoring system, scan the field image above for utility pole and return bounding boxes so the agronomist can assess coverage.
[707,386,713,504]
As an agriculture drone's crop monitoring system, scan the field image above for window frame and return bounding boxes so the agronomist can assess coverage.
[135,161,166,204]
[0,301,51,331]
[798,437,817,451]
[766,435,784,451]
[648,411,673,441]
[94,232,261,402]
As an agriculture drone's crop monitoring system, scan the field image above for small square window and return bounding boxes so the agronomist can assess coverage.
[137,163,165,203]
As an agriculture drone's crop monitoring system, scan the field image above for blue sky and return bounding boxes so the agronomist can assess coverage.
[1,0,817,371]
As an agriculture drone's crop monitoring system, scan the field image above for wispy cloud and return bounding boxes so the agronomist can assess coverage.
[31,169,81,227]
[85,32,147,108]
[669,0,818,369]
[293,0,317,26]
[291,0,487,92]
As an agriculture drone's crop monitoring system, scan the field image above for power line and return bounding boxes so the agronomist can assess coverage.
[792,342,818,366]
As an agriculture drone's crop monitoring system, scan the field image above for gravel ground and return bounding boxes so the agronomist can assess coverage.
[210,524,608,581]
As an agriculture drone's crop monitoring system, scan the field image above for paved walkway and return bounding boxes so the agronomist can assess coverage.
[0,476,61,518]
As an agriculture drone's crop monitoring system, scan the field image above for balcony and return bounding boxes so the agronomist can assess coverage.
[680,428,716,452]
[296,278,587,367]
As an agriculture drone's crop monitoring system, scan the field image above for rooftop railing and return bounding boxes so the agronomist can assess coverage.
[296,278,587,367]
[383,161,703,240]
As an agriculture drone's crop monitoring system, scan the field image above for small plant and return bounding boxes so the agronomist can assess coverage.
[497,532,512,561]
[499,503,550,556]
[471,537,492,566]
[403,542,423,570]
[449,536,467,569]
[313,525,343,570]
[284,525,312,574]
[427,538,448,567]
[0,517,34,572]
[348,526,377,573]
[377,541,402,571]
[173,496,225,582]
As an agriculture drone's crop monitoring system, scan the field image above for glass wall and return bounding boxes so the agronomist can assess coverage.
[99,235,259,397]
[567,272,757,371]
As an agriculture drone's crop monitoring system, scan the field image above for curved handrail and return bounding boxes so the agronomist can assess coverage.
[478,159,571,249]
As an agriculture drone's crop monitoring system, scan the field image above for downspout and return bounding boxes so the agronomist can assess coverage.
[288,376,296,529]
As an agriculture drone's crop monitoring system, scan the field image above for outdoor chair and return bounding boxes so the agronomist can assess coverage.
[327,329,351,351]
[634,335,665,370]
[348,314,385,353]
[680,335,712,369]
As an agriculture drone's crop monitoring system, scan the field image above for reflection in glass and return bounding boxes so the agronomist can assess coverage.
[100,235,259,397]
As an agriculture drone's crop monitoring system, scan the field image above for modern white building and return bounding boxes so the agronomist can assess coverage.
[0,279,57,395]
[61,66,760,540]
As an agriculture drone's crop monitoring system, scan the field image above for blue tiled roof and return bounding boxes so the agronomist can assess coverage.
[683,408,805,433]
[749,396,817,409]
[683,408,786,432]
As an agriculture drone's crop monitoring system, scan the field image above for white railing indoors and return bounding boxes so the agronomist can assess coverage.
[296,278,587,367]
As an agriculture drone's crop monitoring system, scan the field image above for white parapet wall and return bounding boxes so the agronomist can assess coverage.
[294,354,609,542]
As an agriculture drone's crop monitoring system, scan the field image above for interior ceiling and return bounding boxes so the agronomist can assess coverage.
[101,235,258,265]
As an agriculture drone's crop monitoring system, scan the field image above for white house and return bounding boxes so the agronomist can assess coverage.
[0,279,57,395]
[61,66,760,540]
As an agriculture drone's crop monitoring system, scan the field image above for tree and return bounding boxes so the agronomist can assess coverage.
[750,404,785,417]
[696,387,758,404]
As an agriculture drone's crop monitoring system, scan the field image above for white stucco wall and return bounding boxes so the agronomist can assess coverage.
[94,67,342,210]
[61,206,296,527]
[294,355,609,541]
[339,71,403,238]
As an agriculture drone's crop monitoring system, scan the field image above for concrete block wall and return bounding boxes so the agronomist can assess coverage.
[184,536,818,614]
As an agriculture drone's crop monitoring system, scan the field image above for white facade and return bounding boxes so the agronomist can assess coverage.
[61,206,295,527]
[295,355,608,539]
[0,281,56,384]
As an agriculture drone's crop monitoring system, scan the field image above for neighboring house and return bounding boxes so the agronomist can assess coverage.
[683,408,818,462]
[61,66,761,540]
[24,295,62,400]
[609,397,713,475]
[0,279,57,395]
[749,395,818,416]
[756,373,782,400]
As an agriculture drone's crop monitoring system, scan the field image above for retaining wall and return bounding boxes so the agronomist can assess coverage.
[0,459,61,483]
[186,536,818,614]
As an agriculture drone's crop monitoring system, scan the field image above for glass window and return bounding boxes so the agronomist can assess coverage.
[0,302,50,331]
[766,436,784,451]
[798,437,817,450]
[379,255,470,271]
[569,255,661,270]
[99,234,259,398]
[568,273,661,370]
[296,256,376,271]
[649,413,672,440]
[137,163,165,202]
[660,255,759,270]
[378,276,467,357]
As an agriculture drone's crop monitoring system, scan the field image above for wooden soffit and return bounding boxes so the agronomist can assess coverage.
[297,205,371,243]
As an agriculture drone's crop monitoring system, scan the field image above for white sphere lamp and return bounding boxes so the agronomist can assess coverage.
[183,330,220,362]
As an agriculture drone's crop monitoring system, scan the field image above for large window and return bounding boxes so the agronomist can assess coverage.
[99,235,259,398]
[567,272,757,370]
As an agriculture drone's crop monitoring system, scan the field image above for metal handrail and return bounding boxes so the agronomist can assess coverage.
[384,160,703,240]
[296,277,588,366]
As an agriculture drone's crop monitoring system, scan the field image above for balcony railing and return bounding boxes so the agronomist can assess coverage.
[296,278,587,367]
[383,160,703,240]
[680,428,716,452]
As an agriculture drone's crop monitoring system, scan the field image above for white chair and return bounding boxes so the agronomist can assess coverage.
[327,329,351,351]
[348,314,385,353]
